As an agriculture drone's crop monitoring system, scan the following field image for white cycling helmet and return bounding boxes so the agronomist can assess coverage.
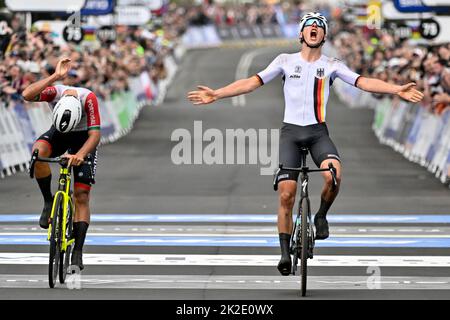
[299,12,328,36]
[52,95,82,133]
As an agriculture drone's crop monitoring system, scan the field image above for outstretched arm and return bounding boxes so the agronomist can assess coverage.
[356,77,424,103]
[22,58,71,101]
[187,75,262,105]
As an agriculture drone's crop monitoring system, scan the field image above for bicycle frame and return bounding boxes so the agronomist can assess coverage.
[48,165,75,252]
[29,149,92,287]
[290,150,314,262]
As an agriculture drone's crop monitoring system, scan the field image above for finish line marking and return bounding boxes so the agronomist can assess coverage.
[0,235,450,247]
[1,253,450,267]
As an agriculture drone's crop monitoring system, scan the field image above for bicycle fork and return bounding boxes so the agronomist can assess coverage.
[47,169,75,252]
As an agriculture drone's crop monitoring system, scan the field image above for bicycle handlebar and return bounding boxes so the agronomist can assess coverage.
[273,163,338,191]
[29,149,93,179]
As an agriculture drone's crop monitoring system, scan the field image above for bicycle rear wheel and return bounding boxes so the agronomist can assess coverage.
[300,199,309,297]
[48,194,63,288]
[59,201,73,284]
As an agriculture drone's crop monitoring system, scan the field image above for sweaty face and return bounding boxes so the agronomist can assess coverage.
[301,22,325,46]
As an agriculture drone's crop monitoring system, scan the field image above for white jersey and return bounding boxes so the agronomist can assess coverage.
[256,53,361,126]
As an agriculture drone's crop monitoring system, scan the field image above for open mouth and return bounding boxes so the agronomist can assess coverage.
[310,29,317,40]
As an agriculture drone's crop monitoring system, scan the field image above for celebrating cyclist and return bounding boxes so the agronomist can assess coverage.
[187,12,424,275]
[22,58,101,271]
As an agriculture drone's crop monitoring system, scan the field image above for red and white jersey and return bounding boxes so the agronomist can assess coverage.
[38,85,101,132]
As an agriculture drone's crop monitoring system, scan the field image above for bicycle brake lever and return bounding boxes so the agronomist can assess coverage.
[273,166,281,191]
[328,163,338,190]
[29,149,39,179]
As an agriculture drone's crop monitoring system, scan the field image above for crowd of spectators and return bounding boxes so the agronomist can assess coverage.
[0,4,187,103]
[0,1,448,114]
[333,18,449,114]
[186,0,331,26]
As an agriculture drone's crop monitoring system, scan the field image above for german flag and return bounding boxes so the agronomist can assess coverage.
[313,77,326,123]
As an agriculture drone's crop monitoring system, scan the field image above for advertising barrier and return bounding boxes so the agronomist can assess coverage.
[334,81,450,186]
[181,24,298,48]
[326,41,449,187]
[0,52,181,178]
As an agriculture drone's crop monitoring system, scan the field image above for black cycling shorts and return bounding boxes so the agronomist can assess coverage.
[36,126,98,189]
[277,122,340,183]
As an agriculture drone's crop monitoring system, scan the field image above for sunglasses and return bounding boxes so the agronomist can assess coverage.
[303,18,325,30]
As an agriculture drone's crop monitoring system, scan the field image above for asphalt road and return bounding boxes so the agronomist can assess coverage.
[0,43,449,300]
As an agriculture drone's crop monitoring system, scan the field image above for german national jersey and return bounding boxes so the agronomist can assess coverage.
[256,53,361,126]
[37,85,101,132]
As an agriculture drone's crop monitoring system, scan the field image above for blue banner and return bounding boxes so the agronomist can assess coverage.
[81,0,114,16]
[393,0,450,14]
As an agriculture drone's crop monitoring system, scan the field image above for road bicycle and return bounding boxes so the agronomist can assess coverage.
[274,147,337,296]
[29,149,92,288]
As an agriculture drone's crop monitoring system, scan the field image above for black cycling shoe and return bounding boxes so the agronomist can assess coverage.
[277,255,292,276]
[314,215,329,240]
[71,250,84,271]
[39,199,53,229]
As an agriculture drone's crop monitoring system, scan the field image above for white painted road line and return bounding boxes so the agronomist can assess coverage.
[1,232,449,238]
[1,253,450,267]
[0,275,449,290]
[1,225,447,235]
[232,47,274,107]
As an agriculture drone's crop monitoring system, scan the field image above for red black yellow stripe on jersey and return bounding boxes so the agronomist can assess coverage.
[313,77,326,123]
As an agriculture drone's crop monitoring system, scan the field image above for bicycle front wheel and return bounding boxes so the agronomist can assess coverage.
[300,199,310,297]
[59,200,73,284]
[48,194,63,288]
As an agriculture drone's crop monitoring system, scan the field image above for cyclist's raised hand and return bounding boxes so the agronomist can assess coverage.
[54,58,72,80]
[64,154,84,167]
[397,82,424,103]
[187,86,218,105]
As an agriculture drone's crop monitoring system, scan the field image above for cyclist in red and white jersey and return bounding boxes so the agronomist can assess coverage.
[188,12,424,275]
[22,58,101,270]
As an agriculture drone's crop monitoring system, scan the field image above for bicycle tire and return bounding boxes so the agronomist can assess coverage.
[291,221,299,275]
[300,198,309,297]
[59,201,73,284]
[48,194,63,288]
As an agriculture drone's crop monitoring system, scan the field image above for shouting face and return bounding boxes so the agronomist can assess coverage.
[301,19,326,46]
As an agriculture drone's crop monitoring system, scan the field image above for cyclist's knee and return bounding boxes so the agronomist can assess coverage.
[324,173,341,192]
[33,141,51,157]
[32,142,52,176]
[279,190,295,209]
[74,189,90,205]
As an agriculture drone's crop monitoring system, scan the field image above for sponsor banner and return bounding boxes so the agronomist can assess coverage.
[115,6,151,26]
[97,98,116,139]
[12,103,36,151]
[81,0,115,16]
[6,0,86,12]
[183,24,289,48]
[182,26,222,48]
[281,24,299,39]
[393,0,450,14]
[92,6,152,26]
